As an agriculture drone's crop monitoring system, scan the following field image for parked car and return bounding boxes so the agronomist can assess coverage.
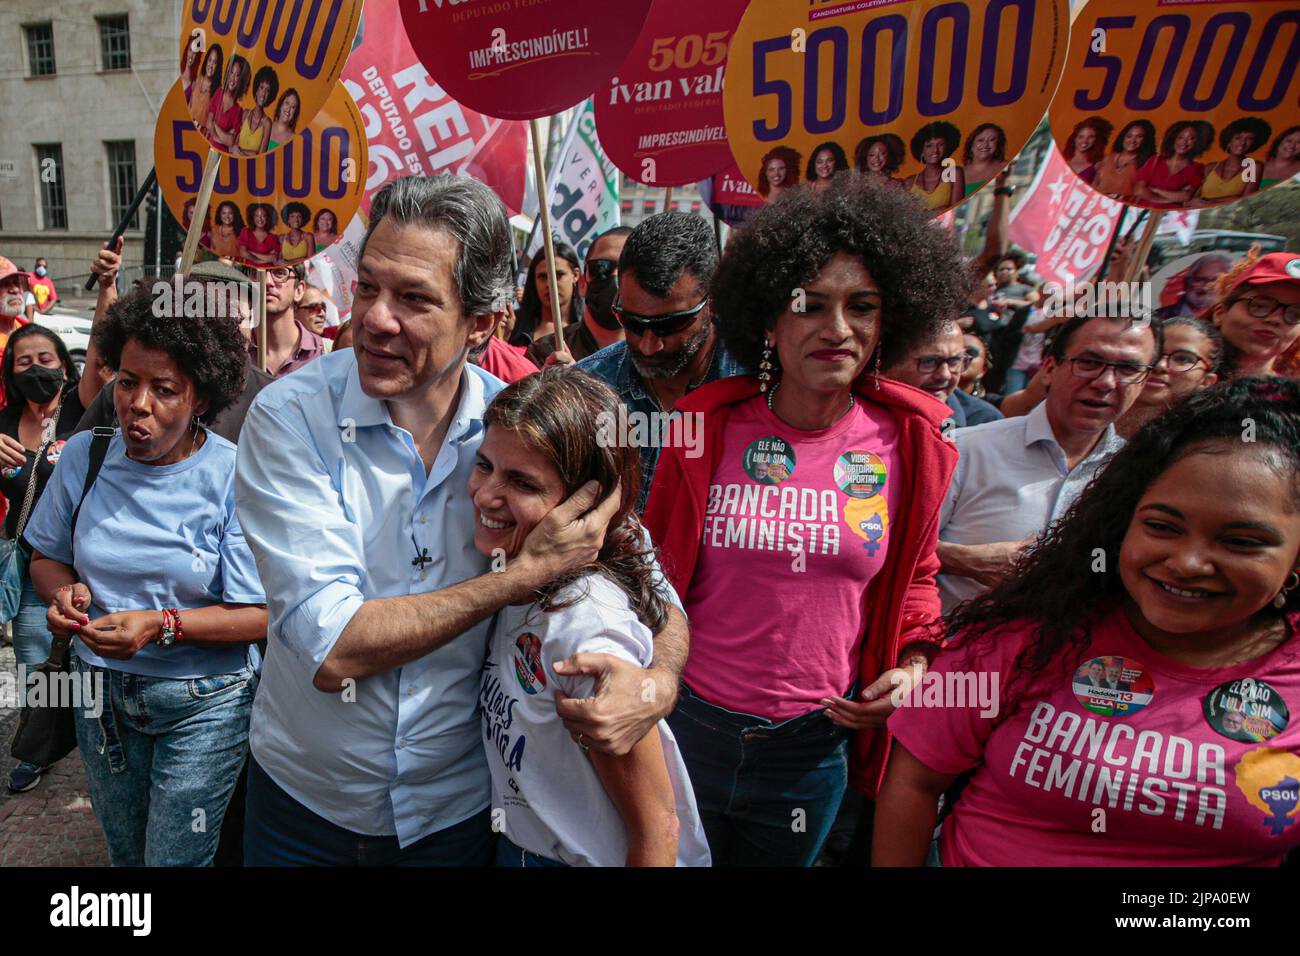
[33,307,94,377]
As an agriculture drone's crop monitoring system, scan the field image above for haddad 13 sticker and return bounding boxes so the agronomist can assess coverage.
[1205,678,1290,743]
[743,435,795,485]
[1071,654,1155,718]
[45,440,66,465]
[513,632,547,696]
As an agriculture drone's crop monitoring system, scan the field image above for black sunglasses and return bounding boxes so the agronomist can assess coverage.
[586,258,618,282]
[611,292,707,336]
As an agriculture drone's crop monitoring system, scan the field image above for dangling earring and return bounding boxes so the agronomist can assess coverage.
[758,339,774,393]
[1274,570,1300,609]
[873,346,882,390]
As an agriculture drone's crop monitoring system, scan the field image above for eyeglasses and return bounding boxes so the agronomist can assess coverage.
[1066,356,1152,384]
[611,293,707,336]
[268,267,296,282]
[915,354,973,375]
[1159,350,1208,373]
[1235,295,1300,326]
[586,258,618,282]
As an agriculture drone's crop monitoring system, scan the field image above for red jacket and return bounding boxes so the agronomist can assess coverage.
[642,374,958,798]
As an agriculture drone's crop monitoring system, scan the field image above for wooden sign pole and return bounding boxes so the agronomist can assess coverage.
[258,270,269,372]
[529,117,566,354]
[1123,210,1165,284]
[180,149,222,277]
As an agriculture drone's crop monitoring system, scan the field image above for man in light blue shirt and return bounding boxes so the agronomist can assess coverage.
[234,175,690,865]
[937,315,1161,613]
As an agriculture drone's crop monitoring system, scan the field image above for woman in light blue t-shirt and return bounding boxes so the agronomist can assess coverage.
[24,287,267,867]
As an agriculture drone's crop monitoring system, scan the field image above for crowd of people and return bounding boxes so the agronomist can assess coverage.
[1,165,1299,868]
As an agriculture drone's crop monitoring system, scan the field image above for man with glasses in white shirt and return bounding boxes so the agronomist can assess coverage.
[936,314,1161,612]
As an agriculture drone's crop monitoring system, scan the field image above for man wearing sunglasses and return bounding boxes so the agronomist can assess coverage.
[935,314,1160,612]
[295,283,330,336]
[881,319,1002,429]
[575,212,747,510]
[531,226,631,365]
[258,265,325,378]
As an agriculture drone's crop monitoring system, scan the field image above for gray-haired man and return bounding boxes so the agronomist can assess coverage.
[234,175,689,865]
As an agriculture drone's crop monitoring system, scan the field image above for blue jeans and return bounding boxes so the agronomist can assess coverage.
[495,834,569,868]
[243,757,496,866]
[72,654,257,866]
[667,685,848,867]
[11,576,55,774]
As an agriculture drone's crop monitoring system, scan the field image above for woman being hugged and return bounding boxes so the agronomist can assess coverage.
[473,367,709,867]
[23,287,267,867]
[643,177,965,866]
[877,378,1300,867]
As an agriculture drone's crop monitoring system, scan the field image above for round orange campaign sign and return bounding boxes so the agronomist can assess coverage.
[155,79,367,270]
[179,0,363,158]
[1050,0,1300,211]
[595,0,749,188]
[398,0,652,120]
[723,0,1069,215]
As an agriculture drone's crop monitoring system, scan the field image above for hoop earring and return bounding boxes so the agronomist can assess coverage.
[1274,570,1300,609]
[758,340,774,393]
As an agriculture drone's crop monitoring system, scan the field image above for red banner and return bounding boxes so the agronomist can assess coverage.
[342,2,528,216]
[1008,147,1125,290]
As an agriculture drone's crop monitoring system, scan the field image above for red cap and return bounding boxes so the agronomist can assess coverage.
[0,256,31,289]
[1225,252,1300,298]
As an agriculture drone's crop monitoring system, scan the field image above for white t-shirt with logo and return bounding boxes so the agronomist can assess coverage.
[482,573,711,867]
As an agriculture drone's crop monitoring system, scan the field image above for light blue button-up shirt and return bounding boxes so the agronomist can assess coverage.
[937,400,1125,613]
[234,349,505,846]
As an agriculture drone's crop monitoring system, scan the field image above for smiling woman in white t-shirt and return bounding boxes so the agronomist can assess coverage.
[471,366,710,867]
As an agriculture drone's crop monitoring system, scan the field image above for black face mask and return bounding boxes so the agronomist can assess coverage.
[585,274,621,330]
[14,365,63,404]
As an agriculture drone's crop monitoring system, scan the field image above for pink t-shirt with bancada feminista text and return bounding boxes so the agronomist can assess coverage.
[682,394,902,721]
[889,605,1300,866]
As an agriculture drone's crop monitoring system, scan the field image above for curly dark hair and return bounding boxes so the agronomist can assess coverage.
[855,133,905,174]
[199,43,223,92]
[1111,119,1157,167]
[91,285,247,424]
[224,54,251,102]
[1157,315,1226,376]
[484,366,667,631]
[1219,116,1272,154]
[711,175,967,371]
[281,201,312,229]
[805,141,849,181]
[1064,116,1113,164]
[961,123,1007,164]
[251,65,279,107]
[757,146,802,196]
[511,242,582,347]
[213,200,245,234]
[1160,120,1214,160]
[246,202,277,230]
[910,122,961,163]
[1268,125,1300,160]
[946,377,1300,714]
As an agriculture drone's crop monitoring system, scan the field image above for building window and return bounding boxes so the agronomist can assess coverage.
[106,141,138,229]
[24,23,56,77]
[35,144,67,230]
[98,15,131,71]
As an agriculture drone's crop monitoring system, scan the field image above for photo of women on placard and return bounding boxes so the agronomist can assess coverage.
[757,145,802,201]
[312,208,340,250]
[187,43,223,135]
[1261,126,1300,188]
[204,200,243,260]
[279,202,316,264]
[207,53,250,150]
[1092,119,1156,201]
[269,88,301,151]
[234,65,280,156]
[181,45,201,102]
[1135,119,1215,208]
[905,121,963,211]
[1193,117,1273,205]
[805,142,849,191]
[1063,116,1113,184]
[854,133,906,190]
[181,197,210,237]
[239,202,282,266]
[961,123,1006,197]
